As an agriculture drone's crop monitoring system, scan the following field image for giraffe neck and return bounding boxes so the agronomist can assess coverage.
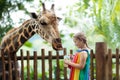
[1,19,38,54]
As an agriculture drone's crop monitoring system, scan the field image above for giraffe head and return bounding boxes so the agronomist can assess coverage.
[31,3,63,50]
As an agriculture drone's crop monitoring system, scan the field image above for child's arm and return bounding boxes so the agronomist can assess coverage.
[64,51,87,69]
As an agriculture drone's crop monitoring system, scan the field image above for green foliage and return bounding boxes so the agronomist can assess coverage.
[0,0,34,42]
[69,33,74,38]
[63,0,120,50]
[23,60,64,80]
[64,16,78,28]
[83,0,90,9]
[24,41,33,48]
[23,66,35,80]
[53,60,65,80]
[90,0,120,49]
[0,25,12,42]
[17,3,25,10]
[0,0,10,19]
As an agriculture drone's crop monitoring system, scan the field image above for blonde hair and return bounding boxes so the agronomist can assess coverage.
[73,32,89,48]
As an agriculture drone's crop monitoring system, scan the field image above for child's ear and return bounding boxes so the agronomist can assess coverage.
[30,12,38,19]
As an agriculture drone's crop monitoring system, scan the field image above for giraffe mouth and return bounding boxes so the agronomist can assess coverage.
[52,38,63,51]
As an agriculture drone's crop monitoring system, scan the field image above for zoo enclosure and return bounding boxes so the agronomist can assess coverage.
[0,42,120,80]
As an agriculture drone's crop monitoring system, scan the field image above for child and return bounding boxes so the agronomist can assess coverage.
[64,32,90,80]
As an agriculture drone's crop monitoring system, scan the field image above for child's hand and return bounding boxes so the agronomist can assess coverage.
[64,62,68,67]
[64,55,71,67]
[64,59,70,65]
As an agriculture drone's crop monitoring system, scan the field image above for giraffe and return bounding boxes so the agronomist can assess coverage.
[0,3,63,80]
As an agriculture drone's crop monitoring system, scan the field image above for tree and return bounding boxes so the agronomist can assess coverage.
[63,0,120,50]
[0,0,37,48]
[0,0,34,42]
[91,0,120,49]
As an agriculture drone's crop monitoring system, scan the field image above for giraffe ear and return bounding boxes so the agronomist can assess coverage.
[30,12,38,19]
[57,17,62,21]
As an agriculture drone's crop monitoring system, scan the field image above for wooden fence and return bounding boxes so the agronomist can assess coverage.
[0,48,69,80]
[90,42,120,80]
[0,42,120,80]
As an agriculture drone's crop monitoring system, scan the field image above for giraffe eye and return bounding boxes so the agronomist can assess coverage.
[40,20,47,25]
[41,21,47,25]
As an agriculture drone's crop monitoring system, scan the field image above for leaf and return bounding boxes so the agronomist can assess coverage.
[17,3,25,10]
[69,33,74,38]
[24,41,32,48]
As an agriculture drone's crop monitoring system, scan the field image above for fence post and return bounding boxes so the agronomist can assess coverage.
[48,51,52,80]
[63,48,68,80]
[20,49,24,80]
[95,42,108,80]
[1,49,6,80]
[107,49,112,80]
[116,48,119,80]
[27,51,30,80]
[41,49,45,80]
[90,49,94,80]
[34,51,37,80]
[56,51,60,80]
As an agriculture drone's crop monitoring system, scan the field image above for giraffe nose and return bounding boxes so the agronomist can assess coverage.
[55,38,61,43]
